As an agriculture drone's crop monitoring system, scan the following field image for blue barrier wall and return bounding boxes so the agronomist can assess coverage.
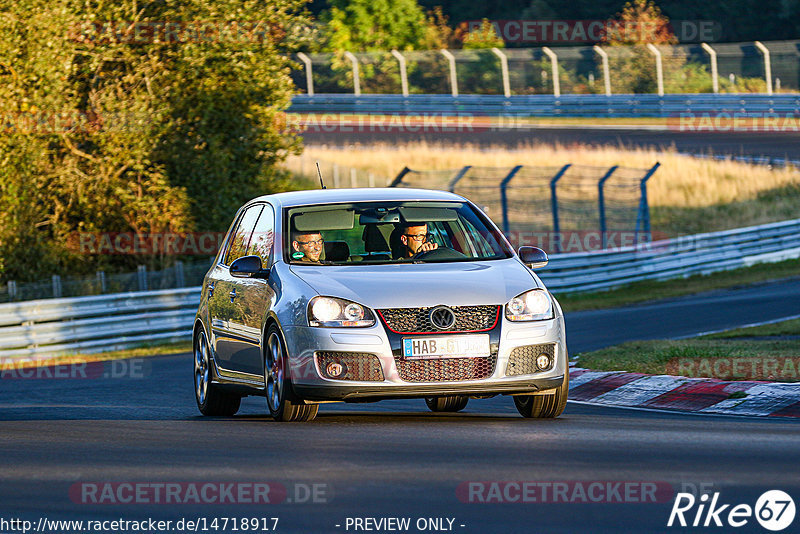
[289,93,800,118]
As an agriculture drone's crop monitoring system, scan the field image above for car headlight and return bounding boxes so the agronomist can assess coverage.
[308,296,376,327]
[505,289,554,321]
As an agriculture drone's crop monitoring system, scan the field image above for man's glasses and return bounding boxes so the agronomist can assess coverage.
[404,233,434,243]
[296,238,324,247]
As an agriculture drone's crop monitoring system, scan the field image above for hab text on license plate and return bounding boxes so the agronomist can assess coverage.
[402,335,490,360]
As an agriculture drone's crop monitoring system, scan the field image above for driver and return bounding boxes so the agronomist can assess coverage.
[397,223,438,259]
[291,231,324,263]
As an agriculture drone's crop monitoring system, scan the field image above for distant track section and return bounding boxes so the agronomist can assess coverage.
[300,125,800,160]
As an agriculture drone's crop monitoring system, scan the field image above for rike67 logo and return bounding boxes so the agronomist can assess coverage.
[668,490,795,531]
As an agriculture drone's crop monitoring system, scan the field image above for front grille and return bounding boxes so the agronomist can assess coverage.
[396,355,497,382]
[378,305,499,334]
[316,352,384,381]
[506,344,556,376]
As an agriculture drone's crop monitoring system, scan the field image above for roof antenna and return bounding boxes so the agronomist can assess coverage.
[316,161,327,189]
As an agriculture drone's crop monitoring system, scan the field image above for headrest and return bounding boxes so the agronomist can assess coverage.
[324,240,350,262]
[362,225,390,253]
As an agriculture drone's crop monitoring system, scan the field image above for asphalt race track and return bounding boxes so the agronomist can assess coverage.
[2,279,799,533]
[302,127,800,161]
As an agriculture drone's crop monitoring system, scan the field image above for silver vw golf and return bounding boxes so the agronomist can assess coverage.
[193,188,568,422]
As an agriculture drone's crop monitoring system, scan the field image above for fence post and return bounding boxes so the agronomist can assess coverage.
[137,265,148,291]
[296,52,314,96]
[8,280,16,301]
[593,45,611,96]
[700,43,719,94]
[634,162,661,245]
[333,164,340,188]
[52,275,62,298]
[550,164,572,253]
[343,51,361,96]
[754,41,773,95]
[390,50,409,97]
[542,47,560,97]
[175,261,185,288]
[597,165,618,249]
[646,44,664,97]
[389,166,412,187]
[96,271,106,293]
[446,165,472,193]
[440,49,459,97]
[499,165,523,234]
[491,47,511,98]
[368,173,375,188]
[350,168,358,188]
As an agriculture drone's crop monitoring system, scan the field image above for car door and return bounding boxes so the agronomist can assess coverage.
[209,204,263,374]
[227,203,277,376]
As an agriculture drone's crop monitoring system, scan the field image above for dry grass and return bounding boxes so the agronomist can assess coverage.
[285,142,800,235]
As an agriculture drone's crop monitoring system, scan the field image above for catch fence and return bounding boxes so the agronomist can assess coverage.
[391,163,659,253]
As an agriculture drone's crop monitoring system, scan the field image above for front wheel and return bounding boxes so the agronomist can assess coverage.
[194,328,241,416]
[425,396,469,412]
[513,373,568,418]
[264,325,318,422]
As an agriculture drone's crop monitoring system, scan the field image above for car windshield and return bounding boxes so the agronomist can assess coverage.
[285,201,513,265]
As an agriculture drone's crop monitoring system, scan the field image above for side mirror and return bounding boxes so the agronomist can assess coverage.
[230,255,265,278]
[518,246,548,269]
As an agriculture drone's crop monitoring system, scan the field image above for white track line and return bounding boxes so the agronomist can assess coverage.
[671,313,800,340]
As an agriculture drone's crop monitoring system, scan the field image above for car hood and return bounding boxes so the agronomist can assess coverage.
[288,258,541,308]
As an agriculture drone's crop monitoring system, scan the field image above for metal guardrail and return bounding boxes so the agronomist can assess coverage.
[0,288,200,360]
[1,218,799,360]
[537,218,800,292]
[289,93,800,118]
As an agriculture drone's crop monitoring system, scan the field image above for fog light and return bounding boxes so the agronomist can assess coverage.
[326,361,345,378]
[536,354,551,370]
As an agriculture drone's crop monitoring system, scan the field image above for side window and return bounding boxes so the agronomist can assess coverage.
[247,204,275,266]
[224,205,263,265]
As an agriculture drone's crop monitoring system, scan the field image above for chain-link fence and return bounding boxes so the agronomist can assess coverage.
[0,260,213,303]
[392,163,659,253]
[292,40,800,95]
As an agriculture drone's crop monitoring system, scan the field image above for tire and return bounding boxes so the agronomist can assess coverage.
[264,324,318,422]
[513,372,569,419]
[194,328,241,416]
[425,396,469,412]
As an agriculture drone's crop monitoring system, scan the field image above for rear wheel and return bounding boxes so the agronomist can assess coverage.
[264,325,318,422]
[194,328,241,416]
[513,373,568,419]
[425,396,469,412]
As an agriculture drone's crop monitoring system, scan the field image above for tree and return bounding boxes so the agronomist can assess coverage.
[0,0,311,282]
[322,0,430,52]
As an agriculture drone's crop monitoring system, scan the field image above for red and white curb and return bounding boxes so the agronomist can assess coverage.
[568,367,800,418]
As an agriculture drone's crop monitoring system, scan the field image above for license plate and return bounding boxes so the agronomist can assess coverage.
[402,335,490,360]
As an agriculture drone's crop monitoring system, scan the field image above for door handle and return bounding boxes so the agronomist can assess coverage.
[229,288,237,302]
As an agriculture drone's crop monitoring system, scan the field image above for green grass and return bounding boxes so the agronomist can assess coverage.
[555,258,800,312]
[575,318,800,382]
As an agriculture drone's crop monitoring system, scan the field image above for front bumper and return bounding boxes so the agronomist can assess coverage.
[282,314,567,401]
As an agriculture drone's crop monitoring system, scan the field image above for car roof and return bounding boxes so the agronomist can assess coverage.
[250,188,467,209]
